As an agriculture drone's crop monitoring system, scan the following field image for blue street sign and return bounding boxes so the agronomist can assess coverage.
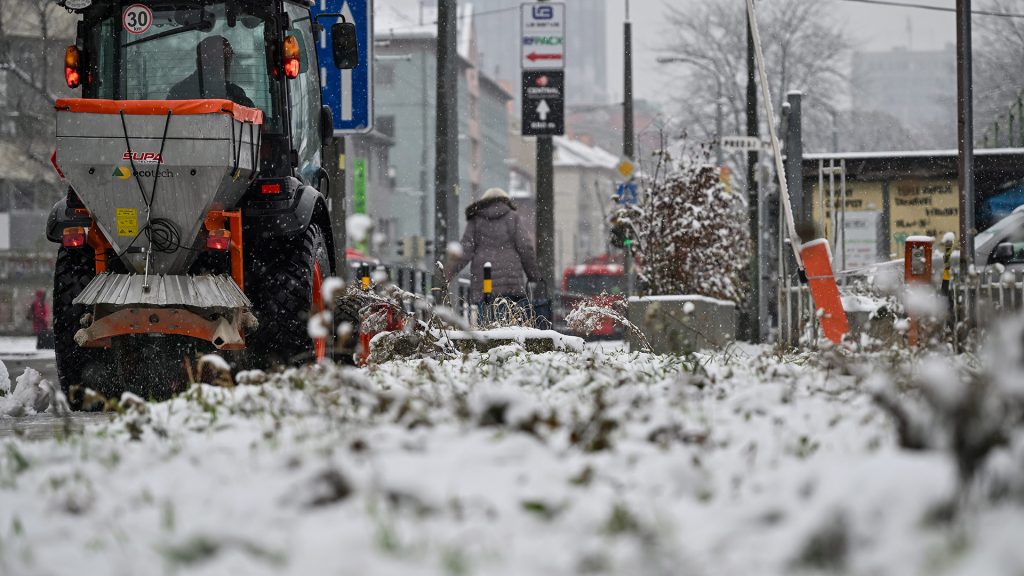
[616,182,638,205]
[311,0,374,134]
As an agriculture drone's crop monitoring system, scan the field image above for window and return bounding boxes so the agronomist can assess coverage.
[86,3,281,131]
[286,1,323,185]
[377,63,394,85]
[376,115,395,138]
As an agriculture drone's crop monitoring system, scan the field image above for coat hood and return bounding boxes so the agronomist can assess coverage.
[466,196,516,221]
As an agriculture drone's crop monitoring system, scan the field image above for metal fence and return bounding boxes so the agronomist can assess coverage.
[368,264,475,322]
[951,269,1024,328]
[777,268,1024,348]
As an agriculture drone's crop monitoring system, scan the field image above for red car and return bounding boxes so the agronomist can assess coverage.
[559,256,627,338]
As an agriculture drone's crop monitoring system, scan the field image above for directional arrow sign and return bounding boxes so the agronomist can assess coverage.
[522,71,564,136]
[521,2,564,70]
[526,52,563,62]
[537,100,550,121]
[312,0,374,134]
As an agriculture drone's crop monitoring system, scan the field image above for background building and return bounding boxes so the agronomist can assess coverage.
[0,1,76,335]
[552,137,619,277]
[366,3,512,266]
[851,45,957,148]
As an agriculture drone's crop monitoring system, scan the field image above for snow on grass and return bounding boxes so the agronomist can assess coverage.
[0,346,1021,575]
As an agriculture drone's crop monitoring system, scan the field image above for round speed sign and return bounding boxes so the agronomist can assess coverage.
[123,4,153,35]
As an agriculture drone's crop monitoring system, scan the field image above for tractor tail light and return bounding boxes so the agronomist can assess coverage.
[65,46,81,88]
[63,226,86,248]
[261,182,281,195]
[207,229,230,251]
[283,36,300,79]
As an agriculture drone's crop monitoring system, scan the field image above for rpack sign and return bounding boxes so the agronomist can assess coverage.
[521,2,564,70]
[521,70,564,136]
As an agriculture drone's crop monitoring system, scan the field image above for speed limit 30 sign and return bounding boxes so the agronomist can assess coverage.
[123,4,153,35]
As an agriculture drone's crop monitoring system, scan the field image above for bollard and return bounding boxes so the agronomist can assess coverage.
[360,263,371,291]
[482,262,493,302]
[904,235,934,346]
[482,262,493,323]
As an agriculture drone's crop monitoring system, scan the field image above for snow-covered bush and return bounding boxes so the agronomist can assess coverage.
[613,142,750,302]
[865,314,1024,508]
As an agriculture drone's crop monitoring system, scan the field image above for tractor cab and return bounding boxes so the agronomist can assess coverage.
[63,0,355,184]
[48,0,360,405]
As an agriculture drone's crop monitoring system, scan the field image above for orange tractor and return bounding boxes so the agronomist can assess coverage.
[47,0,360,405]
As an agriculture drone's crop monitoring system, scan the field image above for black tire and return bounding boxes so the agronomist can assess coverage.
[111,335,195,401]
[333,295,364,366]
[53,246,111,408]
[246,224,333,369]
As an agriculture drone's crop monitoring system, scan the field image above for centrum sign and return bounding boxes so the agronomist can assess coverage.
[521,2,564,70]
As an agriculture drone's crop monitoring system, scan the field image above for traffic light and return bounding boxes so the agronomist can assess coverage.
[610,217,630,249]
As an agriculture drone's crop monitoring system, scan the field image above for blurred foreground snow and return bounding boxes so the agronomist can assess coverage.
[1,342,1023,575]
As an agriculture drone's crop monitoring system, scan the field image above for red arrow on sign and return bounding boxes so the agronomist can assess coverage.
[527,52,563,62]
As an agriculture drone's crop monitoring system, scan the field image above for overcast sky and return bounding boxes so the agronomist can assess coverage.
[607,0,957,104]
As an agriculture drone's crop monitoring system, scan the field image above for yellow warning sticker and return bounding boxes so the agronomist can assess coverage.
[116,208,138,237]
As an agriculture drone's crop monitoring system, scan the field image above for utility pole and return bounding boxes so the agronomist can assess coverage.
[956,0,975,281]
[715,90,724,166]
[622,0,635,296]
[434,0,459,295]
[536,136,555,300]
[623,0,634,160]
[328,137,348,278]
[746,8,760,343]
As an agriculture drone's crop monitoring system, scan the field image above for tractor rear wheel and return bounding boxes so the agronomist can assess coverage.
[111,335,195,401]
[53,246,111,409]
[246,224,333,368]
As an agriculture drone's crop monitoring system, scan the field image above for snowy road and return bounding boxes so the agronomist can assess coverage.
[1,344,1022,575]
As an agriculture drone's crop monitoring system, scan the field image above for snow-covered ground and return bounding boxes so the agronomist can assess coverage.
[0,337,53,359]
[1,344,1022,575]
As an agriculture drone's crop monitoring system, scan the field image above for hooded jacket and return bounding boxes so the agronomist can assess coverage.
[450,195,540,302]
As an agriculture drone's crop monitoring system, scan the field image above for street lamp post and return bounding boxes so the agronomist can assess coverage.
[655,56,724,165]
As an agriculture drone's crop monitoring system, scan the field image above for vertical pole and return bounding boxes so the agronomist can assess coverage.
[624,238,634,294]
[715,84,724,166]
[623,3,634,161]
[1018,95,1023,146]
[784,92,803,223]
[746,8,760,342]
[829,159,836,248]
[419,49,429,260]
[818,159,824,237]
[536,137,556,302]
[840,158,847,278]
[831,109,839,153]
[328,136,348,279]
[434,0,459,295]
[623,1,635,298]
[957,0,975,281]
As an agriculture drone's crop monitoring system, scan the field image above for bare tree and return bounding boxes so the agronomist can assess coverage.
[658,0,852,159]
[975,0,1024,147]
[0,0,76,205]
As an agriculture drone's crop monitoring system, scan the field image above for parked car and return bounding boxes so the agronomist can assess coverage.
[975,205,1024,272]
[558,257,627,339]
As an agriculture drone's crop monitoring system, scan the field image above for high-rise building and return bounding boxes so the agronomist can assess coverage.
[851,45,956,147]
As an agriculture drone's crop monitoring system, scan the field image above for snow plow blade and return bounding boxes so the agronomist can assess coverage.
[72,273,254,350]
